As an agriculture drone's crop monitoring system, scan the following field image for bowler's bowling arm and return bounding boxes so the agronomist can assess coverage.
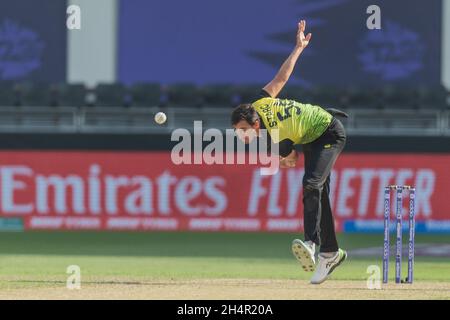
[263,20,311,98]
[263,47,304,99]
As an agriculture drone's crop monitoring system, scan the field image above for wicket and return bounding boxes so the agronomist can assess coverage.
[383,185,415,284]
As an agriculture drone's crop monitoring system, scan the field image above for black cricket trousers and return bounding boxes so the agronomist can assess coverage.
[302,117,346,253]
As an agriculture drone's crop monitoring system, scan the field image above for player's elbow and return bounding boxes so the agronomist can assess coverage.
[275,74,289,83]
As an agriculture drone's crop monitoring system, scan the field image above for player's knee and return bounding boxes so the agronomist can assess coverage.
[303,178,324,192]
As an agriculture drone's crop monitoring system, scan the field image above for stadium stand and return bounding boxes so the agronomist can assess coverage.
[129,83,161,107]
[0,82,448,135]
[167,83,203,108]
[94,83,129,107]
[0,82,21,107]
[54,83,88,107]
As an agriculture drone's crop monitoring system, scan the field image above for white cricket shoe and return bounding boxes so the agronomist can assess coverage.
[291,239,316,272]
[310,248,347,284]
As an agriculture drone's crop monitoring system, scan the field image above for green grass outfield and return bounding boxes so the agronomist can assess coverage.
[0,232,449,286]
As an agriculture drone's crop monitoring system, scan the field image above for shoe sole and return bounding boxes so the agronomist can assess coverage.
[310,250,347,285]
[291,240,315,272]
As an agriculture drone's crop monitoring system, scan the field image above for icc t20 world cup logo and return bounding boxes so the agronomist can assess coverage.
[358,20,425,80]
[0,19,45,80]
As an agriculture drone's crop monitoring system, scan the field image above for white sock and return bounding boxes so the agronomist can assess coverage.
[305,241,316,251]
[305,241,314,247]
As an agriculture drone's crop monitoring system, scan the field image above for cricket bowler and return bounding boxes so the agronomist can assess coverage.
[231,20,348,284]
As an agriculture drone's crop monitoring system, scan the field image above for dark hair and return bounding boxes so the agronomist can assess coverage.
[231,104,259,125]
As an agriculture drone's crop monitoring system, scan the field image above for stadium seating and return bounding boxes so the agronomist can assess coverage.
[0,82,20,107]
[309,86,349,109]
[201,84,240,107]
[167,83,203,108]
[55,83,88,107]
[379,85,419,109]
[94,83,129,107]
[279,85,311,102]
[345,86,382,109]
[417,85,449,110]
[129,83,161,107]
[19,83,59,107]
[0,82,448,111]
[234,84,265,104]
[0,81,448,135]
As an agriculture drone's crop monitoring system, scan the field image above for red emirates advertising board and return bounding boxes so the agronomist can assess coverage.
[0,151,448,233]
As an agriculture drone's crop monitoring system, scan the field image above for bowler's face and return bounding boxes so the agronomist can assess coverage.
[233,120,260,144]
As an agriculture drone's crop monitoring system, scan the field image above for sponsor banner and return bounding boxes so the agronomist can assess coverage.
[0,217,23,232]
[349,244,450,258]
[343,220,450,233]
[22,216,302,232]
[0,151,448,232]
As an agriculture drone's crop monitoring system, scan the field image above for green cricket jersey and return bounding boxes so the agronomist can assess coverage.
[252,90,333,156]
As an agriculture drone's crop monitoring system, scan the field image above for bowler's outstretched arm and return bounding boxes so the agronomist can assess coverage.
[263,20,312,98]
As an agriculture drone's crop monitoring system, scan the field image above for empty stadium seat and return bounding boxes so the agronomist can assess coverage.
[129,83,161,107]
[94,83,128,107]
[377,85,417,109]
[0,82,20,107]
[201,84,239,107]
[54,83,87,107]
[235,84,265,104]
[19,83,58,107]
[346,86,381,109]
[308,86,348,109]
[0,82,447,112]
[167,83,203,107]
[279,85,309,101]
[417,85,449,110]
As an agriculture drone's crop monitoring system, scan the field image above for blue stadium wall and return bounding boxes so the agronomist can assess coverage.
[118,0,442,87]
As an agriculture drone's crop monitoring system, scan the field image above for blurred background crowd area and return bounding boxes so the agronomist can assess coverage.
[0,0,449,137]
[0,0,448,235]
[0,82,449,110]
